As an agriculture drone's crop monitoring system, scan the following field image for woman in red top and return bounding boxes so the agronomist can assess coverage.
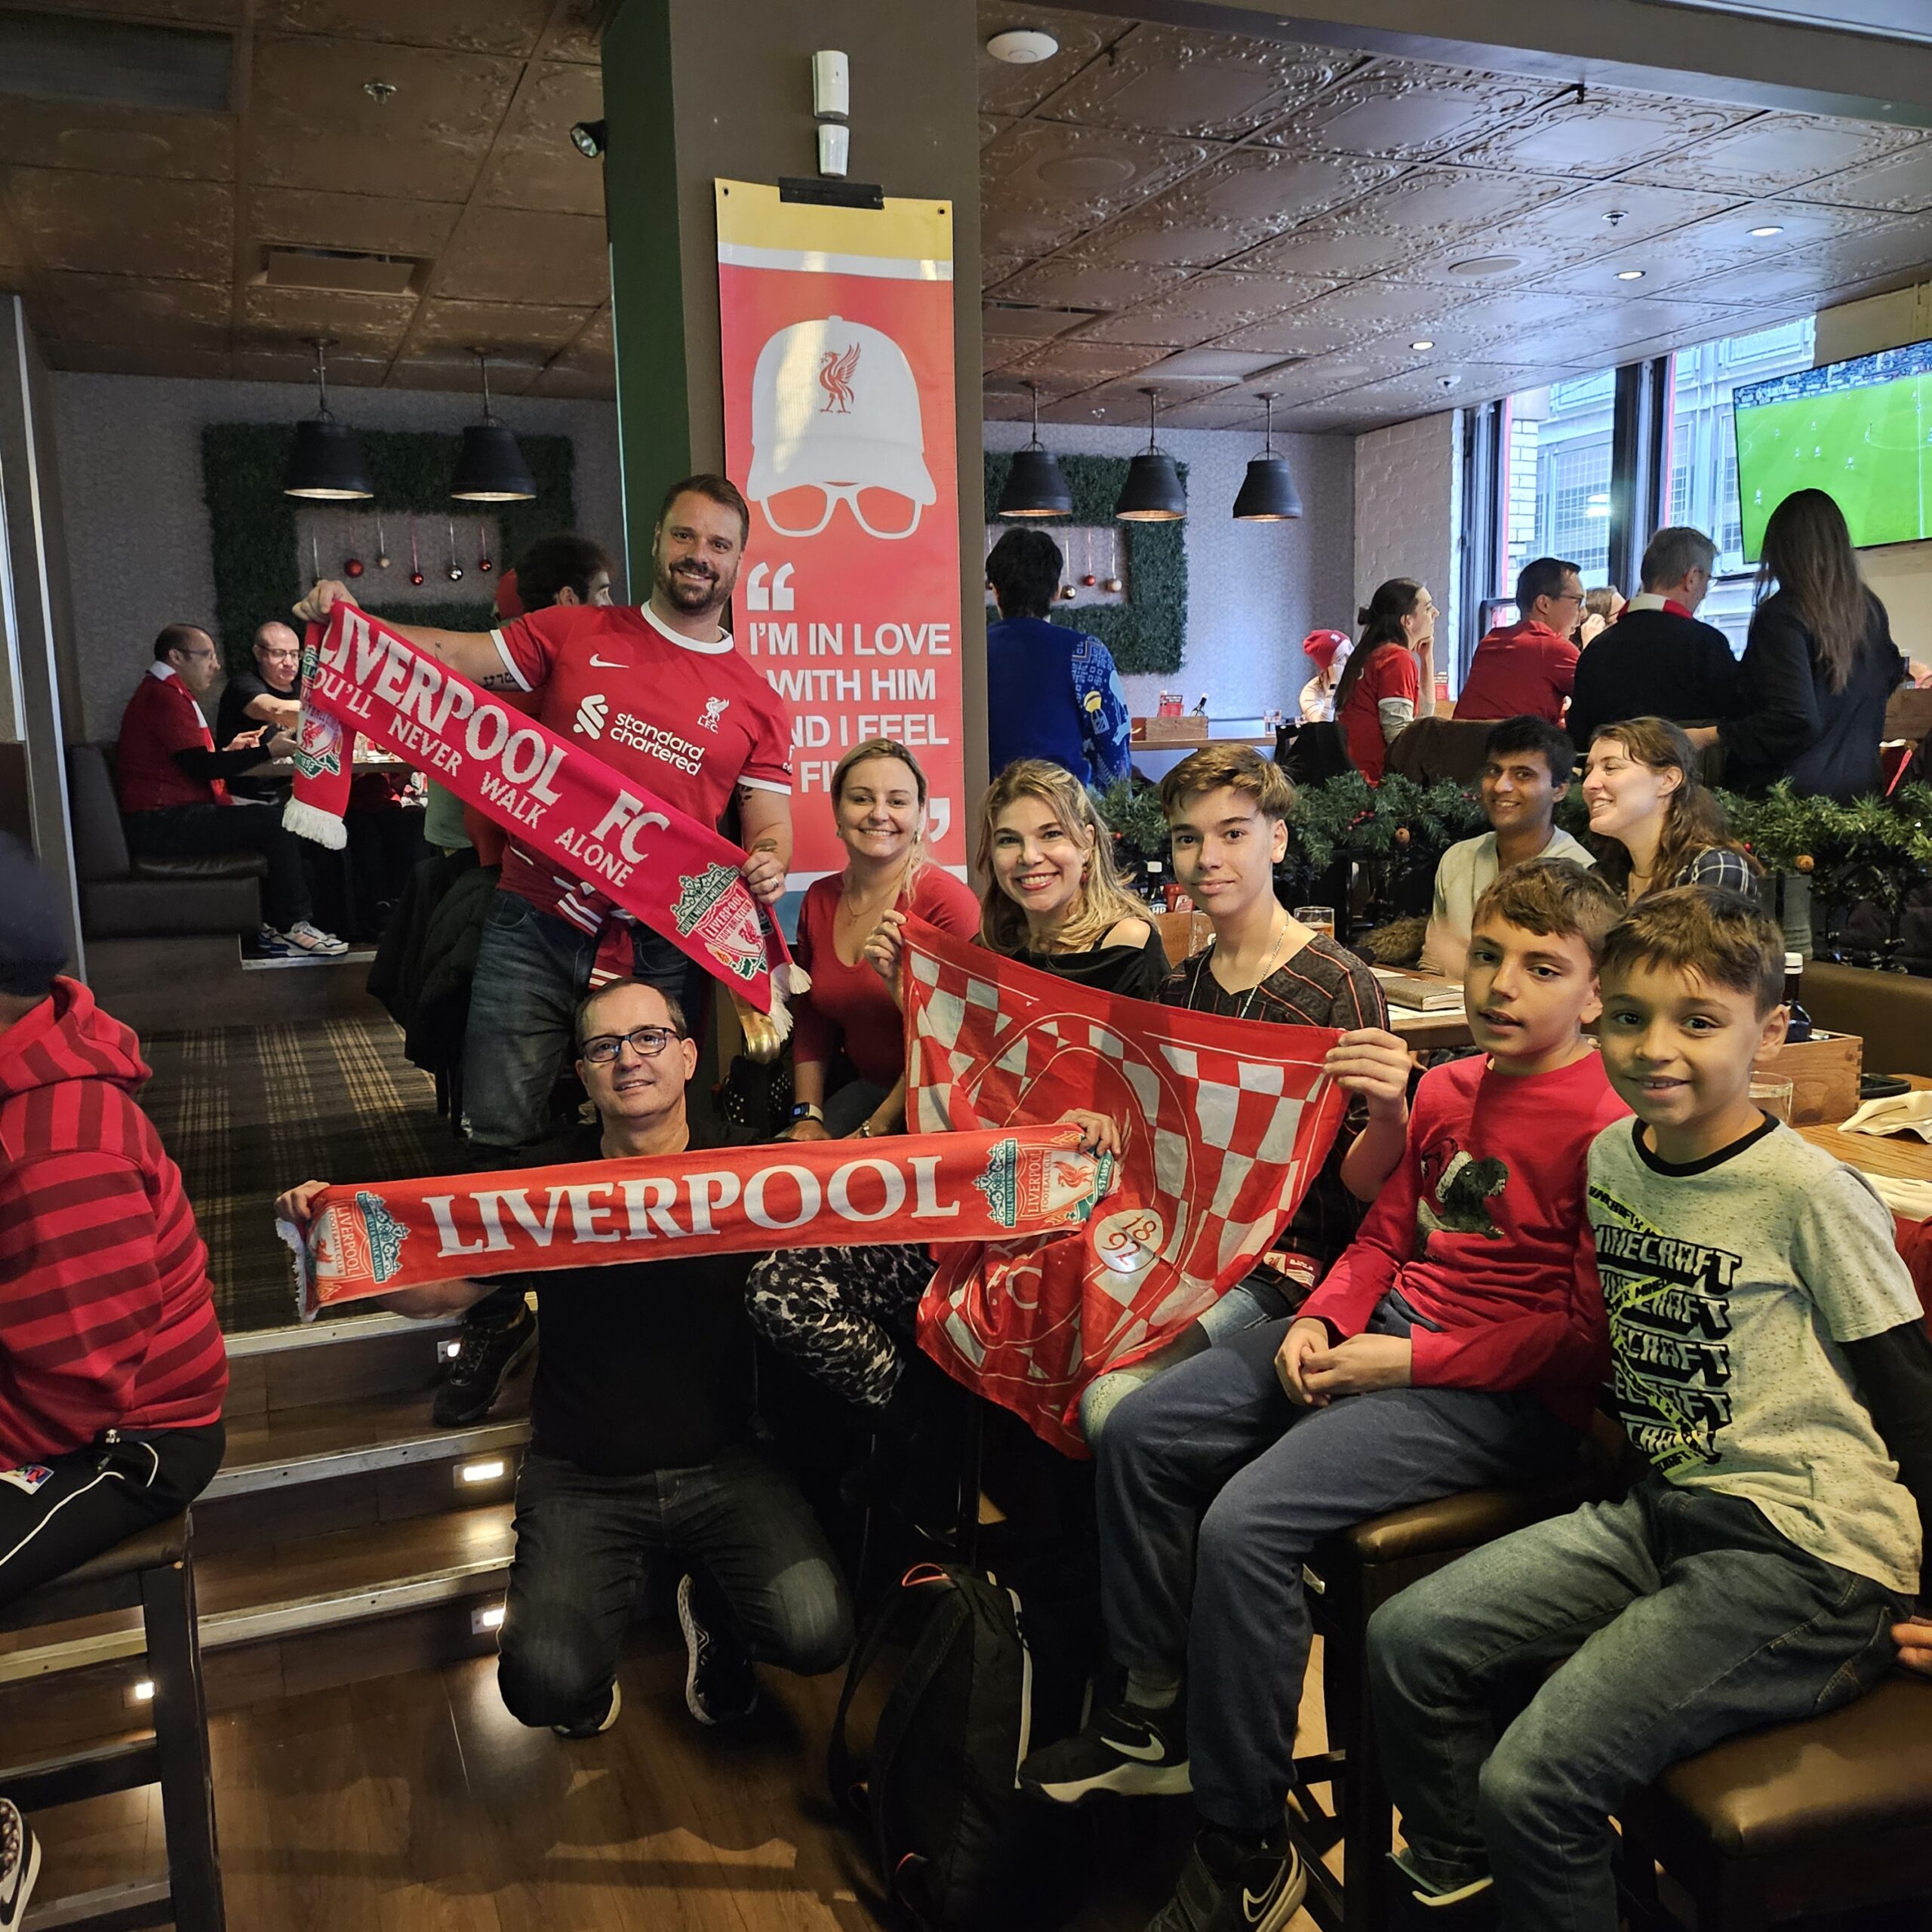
[1334,577,1437,784]
[781,739,978,1142]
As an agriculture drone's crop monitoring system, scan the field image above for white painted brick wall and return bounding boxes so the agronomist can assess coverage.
[1352,408,1463,692]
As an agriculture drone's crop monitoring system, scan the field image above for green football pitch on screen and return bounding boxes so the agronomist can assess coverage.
[1736,371,1932,559]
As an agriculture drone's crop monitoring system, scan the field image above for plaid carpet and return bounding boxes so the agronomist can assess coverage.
[140,1017,457,1334]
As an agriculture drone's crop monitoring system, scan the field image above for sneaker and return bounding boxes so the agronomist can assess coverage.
[1148,1828,1304,1932]
[1019,1698,1192,1803]
[251,924,294,958]
[552,1678,621,1740]
[1388,1852,1499,1927]
[0,1801,39,1932]
[677,1571,758,1726]
[285,919,349,955]
[432,1304,536,1427]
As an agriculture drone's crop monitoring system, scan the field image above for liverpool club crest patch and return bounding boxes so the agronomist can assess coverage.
[672,863,766,982]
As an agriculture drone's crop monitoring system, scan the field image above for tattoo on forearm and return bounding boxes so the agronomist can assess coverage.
[480,673,519,691]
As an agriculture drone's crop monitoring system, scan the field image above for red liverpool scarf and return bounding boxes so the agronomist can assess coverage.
[280,1126,1117,1320]
[283,605,803,1014]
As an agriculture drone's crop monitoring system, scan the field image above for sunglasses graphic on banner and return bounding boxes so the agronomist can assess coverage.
[747,315,935,540]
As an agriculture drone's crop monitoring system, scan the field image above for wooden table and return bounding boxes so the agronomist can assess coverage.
[1799,1075,1932,1187]
[1377,969,1475,1051]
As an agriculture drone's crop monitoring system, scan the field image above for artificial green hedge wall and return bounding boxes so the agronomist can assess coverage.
[201,424,576,672]
[983,452,1187,677]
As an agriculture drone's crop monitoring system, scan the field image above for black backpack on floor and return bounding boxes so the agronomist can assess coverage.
[829,1561,1089,1930]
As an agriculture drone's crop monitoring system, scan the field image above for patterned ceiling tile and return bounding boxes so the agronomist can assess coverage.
[385,351,542,392]
[45,271,232,349]
[1228,222,1435,284]
[1032,22,1358,141]
[46,341,238,379]
[434,208,608,308]
[240,284,418,353]
[0,100,234,180]
[1088,149,1404,269]
[1256,60,1558,162]
[1571,196,1891,294]
[476,61,608,216]
[1008,337,1169,385]
[983,297,1105,337]
[1669,218,1932,306]
[1078,269,1338,345]
[980,120,1211,258]
[409,297,596,356]
[531,361,617,398]
[1281,164,1574,253]
[1402,180,1748,278]
[982,115,1014,147]
[1213,309,1378,360]
[259,0,555,56]
[249,186,461,259]
[1449,88,1750,179]
[1265,278,1471,337]
[993,251,1191,312]
[1040,379,1223,426]
[976,2,1133,117]
[1156,393,1272,429]
[981,332,1041,371]
[1336,358,1575,414]
[983,254,1030,288]
[234,346,389,385]
[1623,110,1927,198]
[1792,139,1932,212]
[4,169,233,282]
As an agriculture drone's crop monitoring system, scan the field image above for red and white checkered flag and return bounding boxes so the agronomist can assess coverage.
[903,921,1347,1455]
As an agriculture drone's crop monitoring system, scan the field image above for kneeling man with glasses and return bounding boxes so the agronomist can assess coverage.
[277,977,852,1736]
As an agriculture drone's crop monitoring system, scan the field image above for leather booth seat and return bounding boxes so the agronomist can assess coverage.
[68,743,263,940]
[1803,961,1932,1080]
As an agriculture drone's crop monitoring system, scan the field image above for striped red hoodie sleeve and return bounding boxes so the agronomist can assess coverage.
[0,1151,165,1458]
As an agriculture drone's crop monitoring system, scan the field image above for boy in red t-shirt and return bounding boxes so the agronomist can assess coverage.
[1020,859,1629,1932]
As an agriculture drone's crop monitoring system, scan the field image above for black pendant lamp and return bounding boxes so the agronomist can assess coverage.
[451,350,537,502]
[996,380,1072,519]
[1114,387,1185,522]
[1232,392,1303,521]
[284,339,374,501]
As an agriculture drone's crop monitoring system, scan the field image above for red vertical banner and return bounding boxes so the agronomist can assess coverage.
[715,180,965,884]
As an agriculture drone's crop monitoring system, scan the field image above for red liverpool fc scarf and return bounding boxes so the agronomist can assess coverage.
[283,606,803,1015]
[280,1126,1117,1320]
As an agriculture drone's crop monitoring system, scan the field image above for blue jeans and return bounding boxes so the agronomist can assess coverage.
[1367,1476,1906,1932]
[461,888,707,1162]
[1096,1299,1577,1831]
[497,1441,854,1731]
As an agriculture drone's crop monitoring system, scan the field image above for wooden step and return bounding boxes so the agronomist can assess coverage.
[0,1503,515,1689]
[223,1308,465,1419]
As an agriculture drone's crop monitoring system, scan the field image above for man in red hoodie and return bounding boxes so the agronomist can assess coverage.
[0,837,229,1598]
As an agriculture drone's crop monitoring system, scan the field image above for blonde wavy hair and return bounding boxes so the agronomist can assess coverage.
[975,759,1147,956]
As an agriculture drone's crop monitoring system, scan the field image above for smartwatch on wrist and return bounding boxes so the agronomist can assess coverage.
[789,1102,825,1125]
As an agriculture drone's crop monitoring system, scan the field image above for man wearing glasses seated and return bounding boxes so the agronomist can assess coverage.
[276,977,852,1736]
[1454,558,1586,728]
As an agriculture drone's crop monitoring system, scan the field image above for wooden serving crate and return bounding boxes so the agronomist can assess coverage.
[1759,1029,1861,1126]
[1132,714,1209,745]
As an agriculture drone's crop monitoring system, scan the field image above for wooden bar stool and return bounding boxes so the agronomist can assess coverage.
[1617,1672,1932,1930]
[1290,1477,1591,1932]
[0,1512,224,1932]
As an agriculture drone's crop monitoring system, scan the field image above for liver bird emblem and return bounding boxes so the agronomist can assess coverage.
[818,341,860,414]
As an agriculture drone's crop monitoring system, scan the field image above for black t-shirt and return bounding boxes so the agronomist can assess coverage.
[525,1115,761,1477]
[1014,921,1170,1001]
[215,667,296,746]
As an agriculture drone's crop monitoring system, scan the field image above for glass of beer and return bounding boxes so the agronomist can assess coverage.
[1296,905,1336,940]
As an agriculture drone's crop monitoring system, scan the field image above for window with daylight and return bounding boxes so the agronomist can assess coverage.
[1667,316,1817,652]
[1500,370,1617,592]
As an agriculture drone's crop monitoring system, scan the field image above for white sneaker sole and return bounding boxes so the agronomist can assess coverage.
[1026,1755,1194,1803]
[0,1827,41,1932]
[676,1574,756,1727]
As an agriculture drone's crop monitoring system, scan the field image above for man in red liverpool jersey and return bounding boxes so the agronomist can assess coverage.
[300,475,795,1420]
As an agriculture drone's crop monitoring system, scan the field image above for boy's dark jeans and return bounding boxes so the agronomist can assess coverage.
[1369,1475,1906,1932]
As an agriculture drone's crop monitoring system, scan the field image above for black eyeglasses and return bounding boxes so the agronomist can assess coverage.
[580,1026,683,1066]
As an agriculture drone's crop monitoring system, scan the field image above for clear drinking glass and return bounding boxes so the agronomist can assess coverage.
[1295,905,1336,938]
[1749,1075,1795,1124]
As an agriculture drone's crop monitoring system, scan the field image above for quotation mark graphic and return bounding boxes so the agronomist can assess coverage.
[574,693,608,738]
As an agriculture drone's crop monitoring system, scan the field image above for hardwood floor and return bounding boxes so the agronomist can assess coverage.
[26,1626,1334,1930]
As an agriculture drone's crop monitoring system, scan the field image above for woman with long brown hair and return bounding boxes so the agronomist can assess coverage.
[1334,577,1436,783]
[1581,718,1760,903]
[1699,488,1906,802]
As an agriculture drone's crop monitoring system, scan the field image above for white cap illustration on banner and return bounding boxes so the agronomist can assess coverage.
[747,315,935,540]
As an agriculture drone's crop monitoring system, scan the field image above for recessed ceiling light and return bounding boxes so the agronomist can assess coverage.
[1616,269,1647,281]
[1410,340,1435,351]
[987,29,1058,63]
[1749,223,1785,237]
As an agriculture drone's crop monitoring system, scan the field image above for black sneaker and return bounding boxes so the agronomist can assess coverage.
[677,1571,758,1726]
[433,1303,535,1427]
[552,1679,621,1740]
[1019,1698,1192,1803]
[1388,1852,1499,1928]
[1149,1829,1305,1932]
[0,1800,39,1932]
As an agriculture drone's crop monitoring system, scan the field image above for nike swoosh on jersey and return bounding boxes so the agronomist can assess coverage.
[589,655,629,669]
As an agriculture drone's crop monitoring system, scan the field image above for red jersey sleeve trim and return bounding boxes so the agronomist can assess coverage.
[488,625,537,693]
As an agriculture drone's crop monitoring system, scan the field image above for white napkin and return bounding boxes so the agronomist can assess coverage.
[1838,1090,1932,1143]
[1857,1172,1932,1223]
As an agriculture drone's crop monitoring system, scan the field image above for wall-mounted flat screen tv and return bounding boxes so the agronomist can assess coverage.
[1733,335,1932,562]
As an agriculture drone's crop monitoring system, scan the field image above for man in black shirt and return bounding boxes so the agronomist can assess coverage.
[1566,525,1744,748]
[216,622,303,803]
[276,977,852,1736]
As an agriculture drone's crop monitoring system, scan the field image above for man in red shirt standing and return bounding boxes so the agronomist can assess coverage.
[115,623,346,956]
[300,475,795,1421]
[1456,558,1585,725]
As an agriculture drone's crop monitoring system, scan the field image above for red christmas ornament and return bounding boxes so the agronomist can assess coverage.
[411,571,426,586]
[1081,573,1097,586]
[345,556,365,578]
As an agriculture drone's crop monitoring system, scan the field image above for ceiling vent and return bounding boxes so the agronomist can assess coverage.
[0,10,232,114]
[985,299,1104,340]
[261,248,426,297]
